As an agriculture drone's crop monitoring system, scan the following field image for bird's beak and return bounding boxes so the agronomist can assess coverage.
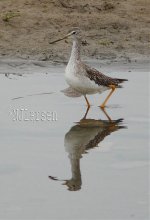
[49,33,72,44]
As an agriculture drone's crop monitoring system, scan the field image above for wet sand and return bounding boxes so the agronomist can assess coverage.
[0,60,149,219]
[0,0,150,61]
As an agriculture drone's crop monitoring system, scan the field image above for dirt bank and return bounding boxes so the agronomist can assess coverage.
[0,0,150,62]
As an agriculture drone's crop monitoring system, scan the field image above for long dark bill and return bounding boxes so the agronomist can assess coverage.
[49,35,69,44]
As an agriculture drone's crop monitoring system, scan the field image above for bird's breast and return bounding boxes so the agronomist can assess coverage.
[65,63,80,87]
[65,62,108,94]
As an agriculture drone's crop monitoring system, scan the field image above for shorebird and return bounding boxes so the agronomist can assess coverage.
[50,28,128,108]
[49,108,125,191]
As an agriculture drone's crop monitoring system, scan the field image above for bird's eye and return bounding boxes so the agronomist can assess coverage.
[72,31,76,35]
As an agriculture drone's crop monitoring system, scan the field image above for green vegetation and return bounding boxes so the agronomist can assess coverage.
[98,39,114,46]
[2,11,20,22]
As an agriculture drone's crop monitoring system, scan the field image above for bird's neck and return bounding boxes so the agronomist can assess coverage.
[69,37,81,63]
[70,158,81,180]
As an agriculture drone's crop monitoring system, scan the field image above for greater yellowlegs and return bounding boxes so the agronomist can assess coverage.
[49,108,125,191]
[50,28,128,108]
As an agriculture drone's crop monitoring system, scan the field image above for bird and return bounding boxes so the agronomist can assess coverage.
[50,28,128,108]
[49,108,125,191]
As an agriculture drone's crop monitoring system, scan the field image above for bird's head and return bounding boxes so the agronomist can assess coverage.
[67,27,81,38]
[49,27,81,44]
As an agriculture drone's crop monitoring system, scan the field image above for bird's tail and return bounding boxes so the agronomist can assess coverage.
[115,78,128,88]
[117,78,128,83]
[115,118,124,123]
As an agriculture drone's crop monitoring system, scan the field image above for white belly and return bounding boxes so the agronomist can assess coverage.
[65,66,108,95]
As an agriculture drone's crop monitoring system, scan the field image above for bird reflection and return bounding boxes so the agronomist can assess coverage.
[49,107,125,191]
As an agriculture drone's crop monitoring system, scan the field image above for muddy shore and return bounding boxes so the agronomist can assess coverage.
[0,0,150,62]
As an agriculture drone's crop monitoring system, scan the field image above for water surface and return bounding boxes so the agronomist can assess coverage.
[0,60,149,219]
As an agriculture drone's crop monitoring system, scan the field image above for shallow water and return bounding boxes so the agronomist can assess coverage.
[0,60,149,219]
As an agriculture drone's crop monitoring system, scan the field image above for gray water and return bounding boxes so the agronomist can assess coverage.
[0,60,149,219]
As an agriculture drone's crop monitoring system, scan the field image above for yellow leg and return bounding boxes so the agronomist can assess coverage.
[84,95,90,108]
[81,106,90,120]
[100,85,116,108]
[100,107,112,121]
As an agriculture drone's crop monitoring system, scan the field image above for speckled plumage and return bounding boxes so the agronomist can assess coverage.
[48,28,128,107]
[85,65,127,88]
[65,34,127,96]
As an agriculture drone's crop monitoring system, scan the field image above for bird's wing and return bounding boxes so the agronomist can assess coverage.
[85,119,124,150]
[84,64,128,87]
[85,128,112,150]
